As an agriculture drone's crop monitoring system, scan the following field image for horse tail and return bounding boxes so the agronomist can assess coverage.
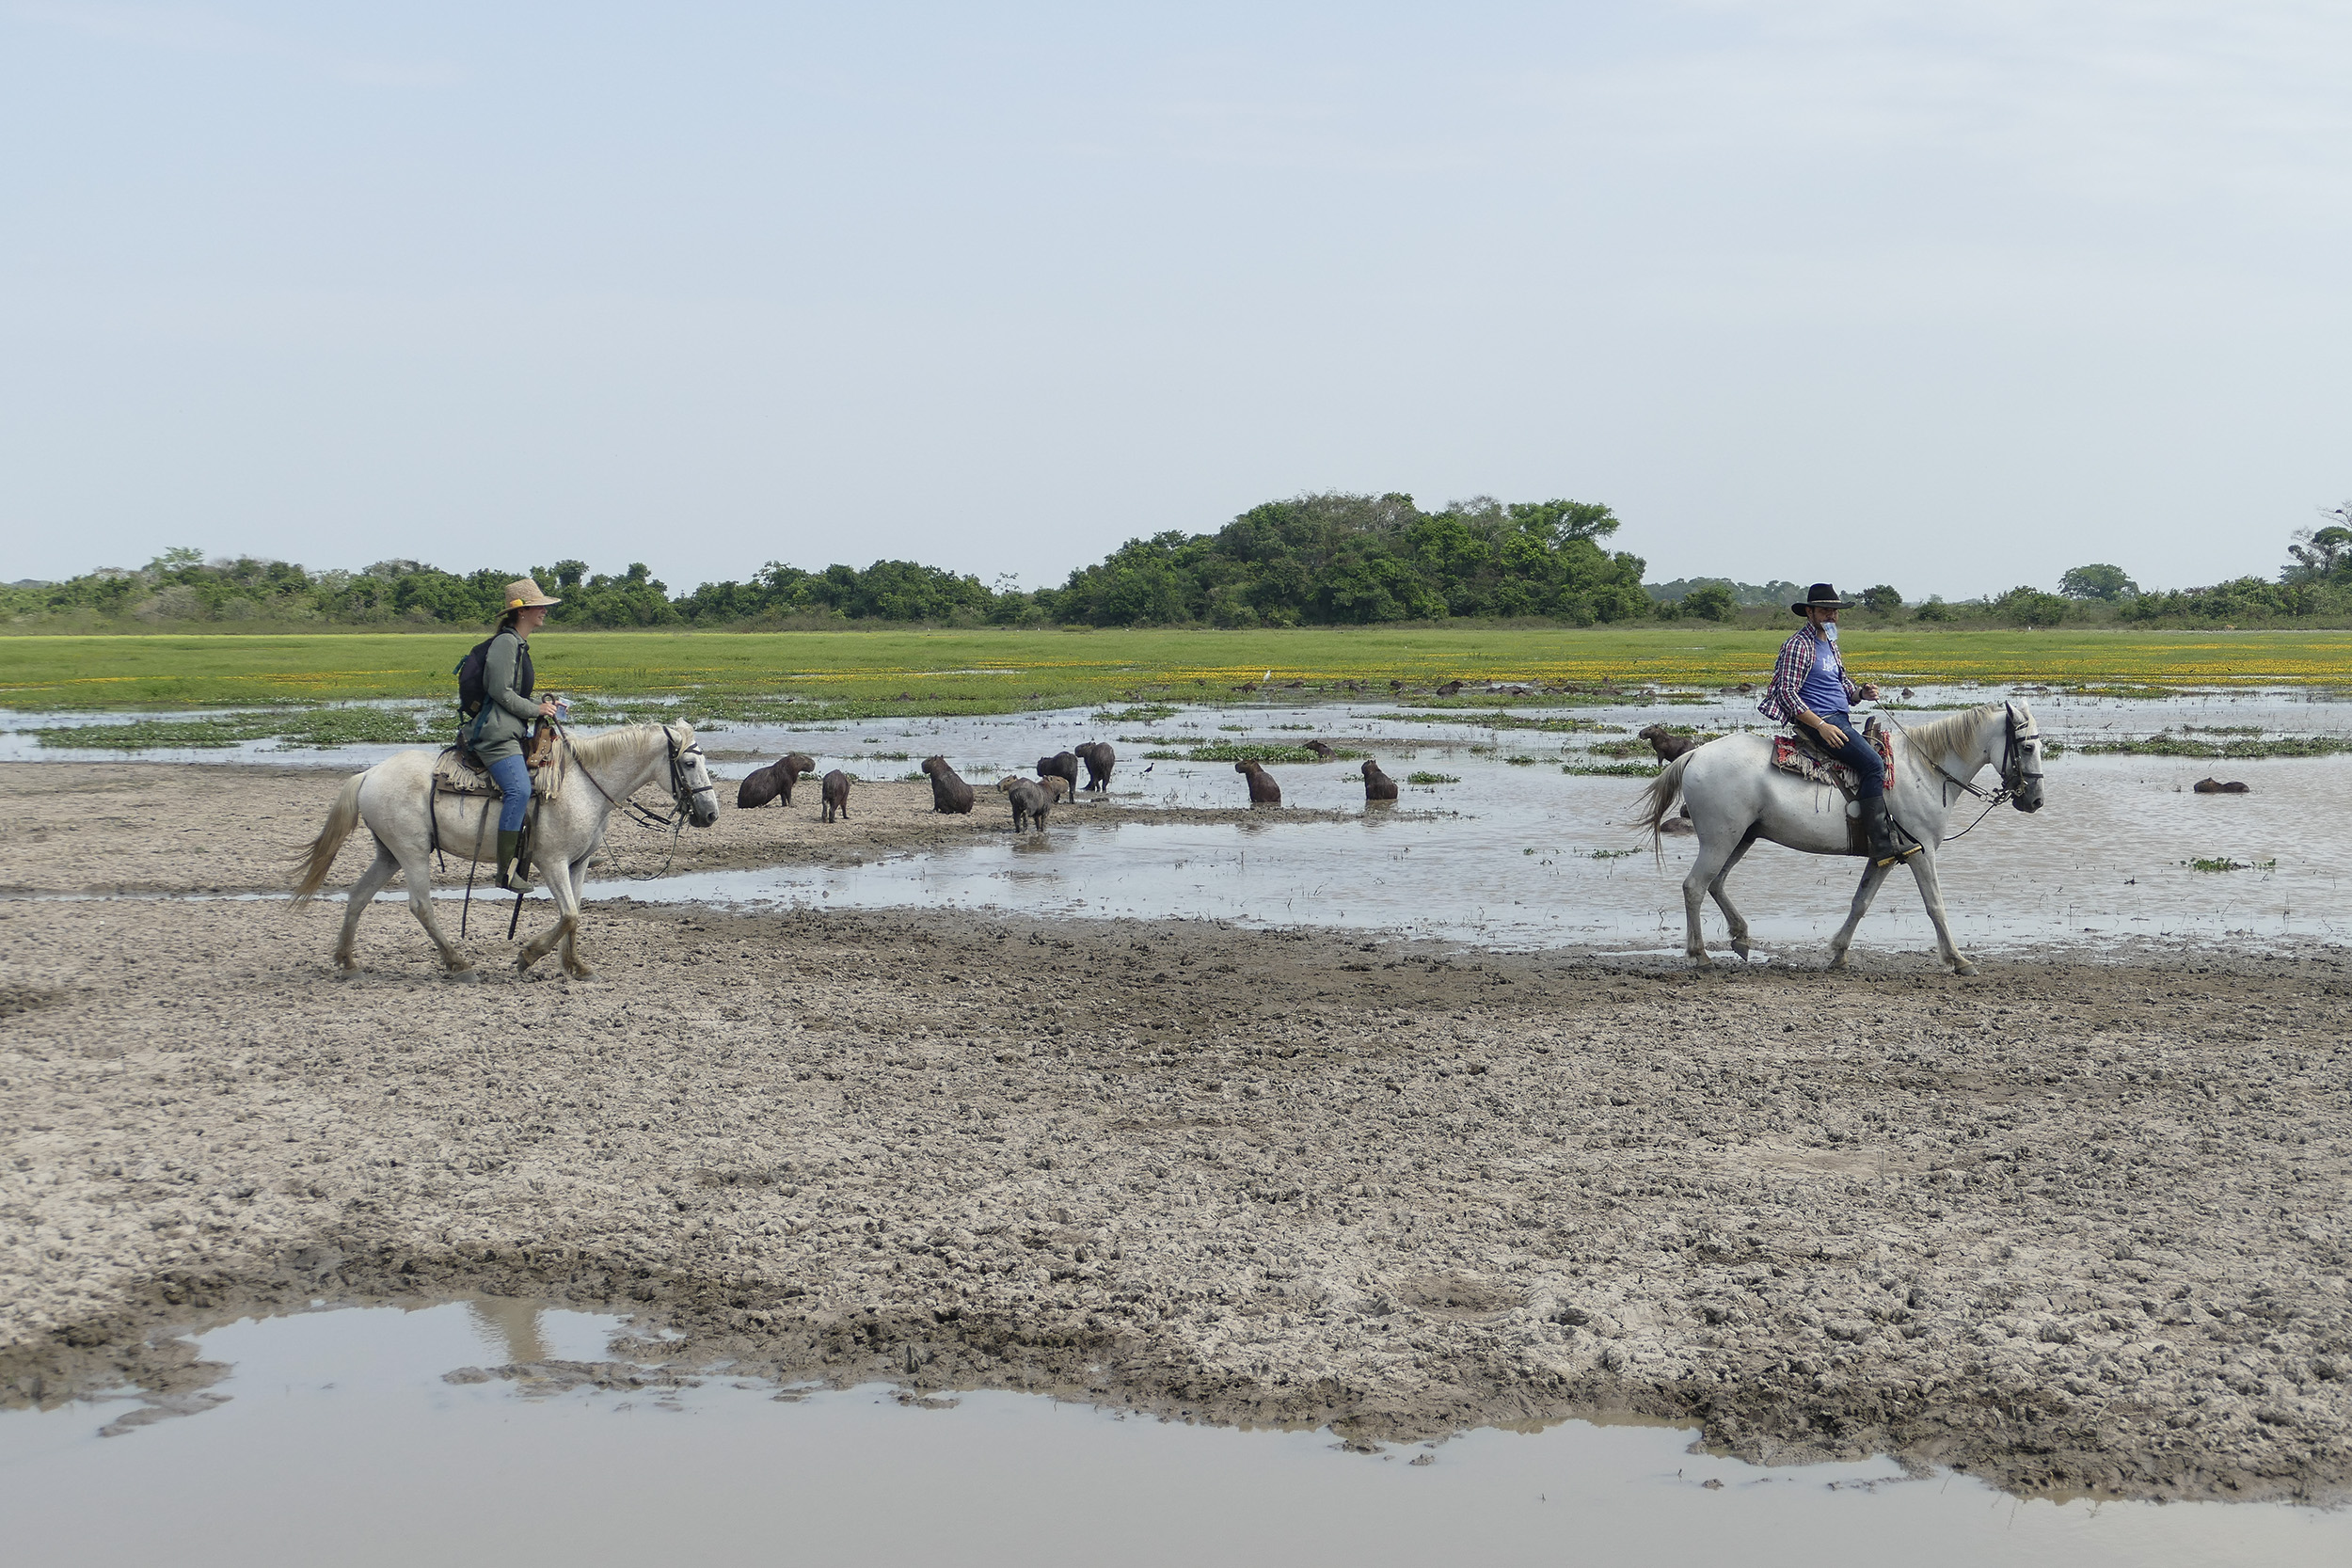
[293,771,367,900]
[1636,752,1695,847]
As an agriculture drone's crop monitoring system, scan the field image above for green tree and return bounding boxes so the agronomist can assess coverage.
[1859,584,1903,613]
[1682,583,1738,622]
[2058,563,2138,600]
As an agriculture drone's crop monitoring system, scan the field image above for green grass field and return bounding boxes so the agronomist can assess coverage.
[2,626,2347,720]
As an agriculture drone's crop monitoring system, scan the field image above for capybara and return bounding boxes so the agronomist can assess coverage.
[1637,724,1702,763]
[1038,776,1071,803]
[1236,759,1281,806]
[1303,739,1337,761]
[1037,751,1081,798]
[735,752,815,809]
[2193,777,2251,794]
[819,769,851,822]
[1074,741,1116,792]
[997,774,1052,832]
[921,755,975,814]
[1436,680,1463,697]
[1360,759,1399,801]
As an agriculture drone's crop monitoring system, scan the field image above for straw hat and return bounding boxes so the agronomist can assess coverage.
[503,577,562,610]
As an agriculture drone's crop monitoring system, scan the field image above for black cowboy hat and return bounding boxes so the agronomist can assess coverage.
[1789,583,1852,614]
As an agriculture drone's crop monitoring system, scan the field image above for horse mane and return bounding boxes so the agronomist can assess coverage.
[566,721,681,769]
[1898,703,2002,762]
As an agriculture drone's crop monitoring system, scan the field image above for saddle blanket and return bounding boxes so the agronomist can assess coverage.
[432,739,564,801]
[1771,726,1894,797]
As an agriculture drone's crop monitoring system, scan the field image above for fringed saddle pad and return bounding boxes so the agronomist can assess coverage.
[432,736,564,801]
[1771,725,1894,798]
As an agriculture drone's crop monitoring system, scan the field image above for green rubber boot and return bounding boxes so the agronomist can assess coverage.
[493,829,534,893]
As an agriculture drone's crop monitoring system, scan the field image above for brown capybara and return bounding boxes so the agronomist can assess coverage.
[1235,759,1281,806]
[1637,724,1702,763]
[1037,776,1071,803]
[1037,751,1081,798]
[1302,739,1336,761]
[1436,679,1463,697]
[2193,777,2251,794]
[735,752,815,809]
[1074,741,1116,792]
[920,755,975,814]
[1360,759,1399,801]
[819,769,851,822]
[997,774,1052,832]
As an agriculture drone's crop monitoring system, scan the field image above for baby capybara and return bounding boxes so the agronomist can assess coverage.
[1074,741,1116,792]
[1236,759,1281,806]
[1637,725,1701,763]
[1360,758,1399,801]
[921,755,975,814]
[997,774,1052,832]
[819,769,851,823]
[1037,751,1081,798]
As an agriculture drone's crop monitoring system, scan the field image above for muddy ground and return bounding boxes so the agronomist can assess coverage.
[1,763,2348,1504]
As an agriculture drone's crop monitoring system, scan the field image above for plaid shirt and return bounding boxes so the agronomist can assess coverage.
[1757,623,1860,724]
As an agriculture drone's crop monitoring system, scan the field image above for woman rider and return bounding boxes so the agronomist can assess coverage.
[1757,583,1917,866]
[469,578,562,892]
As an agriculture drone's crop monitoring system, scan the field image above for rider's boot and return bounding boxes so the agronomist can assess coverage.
[493,829,534,893]
[1860,796,1919,867]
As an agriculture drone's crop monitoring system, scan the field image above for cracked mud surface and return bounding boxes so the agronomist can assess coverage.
[2,763,2348,1504]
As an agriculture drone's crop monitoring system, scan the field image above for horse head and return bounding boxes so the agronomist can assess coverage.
[2004,700,2046,813]
[666,723,722,828]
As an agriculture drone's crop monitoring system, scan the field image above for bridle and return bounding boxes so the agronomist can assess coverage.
[1883,701,2043,841]
[566,721,716,832]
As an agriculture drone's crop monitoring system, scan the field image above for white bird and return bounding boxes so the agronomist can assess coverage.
[1263,669,1272,682]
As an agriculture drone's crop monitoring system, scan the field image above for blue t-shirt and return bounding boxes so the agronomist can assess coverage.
[1799,632,1850,718]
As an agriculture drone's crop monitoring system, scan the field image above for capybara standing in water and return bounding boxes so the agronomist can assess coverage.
[1302,739,1336,761]
[1037,752,1081,798]
[1236,759,1281,806]
[819,769,851,823]
[1074,741,1116,792]
[1360,759,1399,801]
[997,774,1052,832]
[920,756,975,814]
[1637,725,1701,763]
[2193,777,2251,794]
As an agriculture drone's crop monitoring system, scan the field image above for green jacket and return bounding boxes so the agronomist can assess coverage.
[467,627,539,765]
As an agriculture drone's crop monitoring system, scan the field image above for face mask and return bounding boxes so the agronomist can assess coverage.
[1821,620,1840,643]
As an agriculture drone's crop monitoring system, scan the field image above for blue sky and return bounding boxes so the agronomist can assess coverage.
[3,2,2345,598]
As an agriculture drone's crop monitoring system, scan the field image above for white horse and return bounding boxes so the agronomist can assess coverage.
[293,722,719,979]
[1637,701,2044,974]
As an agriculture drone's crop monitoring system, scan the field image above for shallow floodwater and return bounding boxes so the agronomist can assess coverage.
[2,1303,2343,1568]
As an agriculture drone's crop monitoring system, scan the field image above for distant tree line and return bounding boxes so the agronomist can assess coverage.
[7,497,2348,630]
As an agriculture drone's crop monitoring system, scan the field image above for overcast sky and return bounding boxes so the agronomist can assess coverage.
[3,2,2345,599]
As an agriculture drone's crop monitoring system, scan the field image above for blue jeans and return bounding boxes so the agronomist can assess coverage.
[1818,713,1885,800]
[488,753,532,832]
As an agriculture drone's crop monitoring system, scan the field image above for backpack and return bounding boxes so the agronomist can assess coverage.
[454,630,532,719]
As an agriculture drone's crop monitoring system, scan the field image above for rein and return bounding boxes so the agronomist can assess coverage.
[556,721,713,878]
[1878,704,2031,843]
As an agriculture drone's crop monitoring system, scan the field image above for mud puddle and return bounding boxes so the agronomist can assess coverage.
[6,1302,2344,1568]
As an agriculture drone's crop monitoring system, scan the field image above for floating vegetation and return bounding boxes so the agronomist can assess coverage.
[1562,761,1661,777]
[1091,705,1177,723]
[1406,771,1459,785]
[1142,742,1365,764]
[1588,733,1723,759]
[1400,710,1625,733]
[1590,847,1641,860]
[2079,735,2352,760]
[1504,755,1541,766]
[2184,857,2278,873]
[31,706,446,751]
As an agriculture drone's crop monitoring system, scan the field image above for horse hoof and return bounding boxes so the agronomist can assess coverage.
[1953,959,1979,976]
[443,967,480,984]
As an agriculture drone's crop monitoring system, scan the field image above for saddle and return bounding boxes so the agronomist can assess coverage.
[1771,721,1895,801]
[434,723,564,801]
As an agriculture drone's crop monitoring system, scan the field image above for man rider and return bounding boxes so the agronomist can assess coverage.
[1757,583,1917,866]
